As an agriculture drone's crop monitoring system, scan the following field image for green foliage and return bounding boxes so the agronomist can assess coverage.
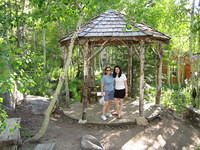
[196,146,200,150]
[0,0,199,114]
[0,98,8,132]
[146,84,193,113]
[68,79,82,102]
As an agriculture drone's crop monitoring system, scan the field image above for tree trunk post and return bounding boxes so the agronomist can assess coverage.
[155,44,163,104]
[139,41,145,116]
[64,46,70,107]
[167,64,171,87]
[24,14,84,143]
[87,43,94,103]
[128,45,133,97]
[81,41,90,121]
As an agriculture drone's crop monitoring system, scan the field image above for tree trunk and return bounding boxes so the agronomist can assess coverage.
[139,41,145,116]
[63,46,70,107]
[128,45,133,97]
[189,0,196,86]
[155,44,163,105]
[177,55,181,88]
[25,15,84,143]
[167,64,171,87]
[132,45,139,98]
[81,41,89,121]
[87,43,93,103]
[43,29,46,71]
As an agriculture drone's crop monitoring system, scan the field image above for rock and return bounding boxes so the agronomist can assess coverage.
[25,95,50,115]
[136,117,149,126]
[0,118,21,150]
[146,106,161,121]
[34,143,56,150]
[0,85,24,110]
[80,135,104,150]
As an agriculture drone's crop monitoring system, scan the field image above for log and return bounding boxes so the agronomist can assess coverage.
[185,106,200,117]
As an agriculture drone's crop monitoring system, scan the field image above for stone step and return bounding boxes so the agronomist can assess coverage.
[0,118,21,150]
[34,143,56,150]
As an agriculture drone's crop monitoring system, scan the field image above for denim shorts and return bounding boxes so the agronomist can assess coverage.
[104,90,114,101]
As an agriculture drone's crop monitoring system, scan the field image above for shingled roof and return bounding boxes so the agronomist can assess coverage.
[60,10,170,45]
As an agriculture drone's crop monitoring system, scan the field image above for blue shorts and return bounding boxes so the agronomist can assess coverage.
[104,90,114,101]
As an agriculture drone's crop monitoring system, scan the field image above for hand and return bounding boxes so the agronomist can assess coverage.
[101,92,104,96]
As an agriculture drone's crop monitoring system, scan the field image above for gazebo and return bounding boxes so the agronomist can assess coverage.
[59,10,170,122]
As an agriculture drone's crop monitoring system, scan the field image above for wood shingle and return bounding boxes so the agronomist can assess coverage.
[60,10,170,45]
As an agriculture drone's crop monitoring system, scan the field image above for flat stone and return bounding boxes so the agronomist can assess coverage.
[34,143,56,150]
[25,95,50,115]
[80,135,104,150]
[0,118,21,146]
[157,135,166,147]
[135,117,149,126]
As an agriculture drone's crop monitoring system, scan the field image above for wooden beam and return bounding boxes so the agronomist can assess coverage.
[128,45,133,97]
[87,40,108,61]
[139,40,145,116]
[155,44,163,104]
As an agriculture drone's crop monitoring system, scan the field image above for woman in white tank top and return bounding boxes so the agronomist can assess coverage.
[113,66,128,119]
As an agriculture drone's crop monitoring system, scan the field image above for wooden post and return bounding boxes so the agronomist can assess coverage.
[167,64,171,87]
[128,45,133,97]
[155,44,163,104]
[64,46,70,107]
[177,54,181,88]
[139,41,145,116]
[87,43,94,103]
[81,41,89,121]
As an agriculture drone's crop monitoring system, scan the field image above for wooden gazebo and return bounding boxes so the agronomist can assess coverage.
[60,10,170,121]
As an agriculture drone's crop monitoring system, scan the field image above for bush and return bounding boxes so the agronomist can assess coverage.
[68,79,82,102]
[145,84,193,113]
[0,98,8,132]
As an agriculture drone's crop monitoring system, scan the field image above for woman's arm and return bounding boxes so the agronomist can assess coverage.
[124,80,128,97]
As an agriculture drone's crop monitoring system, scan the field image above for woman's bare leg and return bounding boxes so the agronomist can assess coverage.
[114,98,120,115]
[105,100,112,114]
[103,101,109,115]
[118,99,124,117]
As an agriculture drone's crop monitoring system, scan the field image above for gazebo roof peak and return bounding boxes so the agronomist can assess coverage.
[60,9,170,45]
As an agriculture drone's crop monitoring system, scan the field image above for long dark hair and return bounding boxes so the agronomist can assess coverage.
[113,65,122,78]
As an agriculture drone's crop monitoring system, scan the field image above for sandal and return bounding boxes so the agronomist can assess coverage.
[117,115,121,119]
[112,112,118,116]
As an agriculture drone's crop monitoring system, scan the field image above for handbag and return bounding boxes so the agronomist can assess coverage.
[99,97,105,105]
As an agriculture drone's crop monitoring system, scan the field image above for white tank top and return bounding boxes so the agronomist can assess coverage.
[114,74,127,90]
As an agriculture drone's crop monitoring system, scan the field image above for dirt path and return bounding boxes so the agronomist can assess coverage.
[8,104,200,150]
